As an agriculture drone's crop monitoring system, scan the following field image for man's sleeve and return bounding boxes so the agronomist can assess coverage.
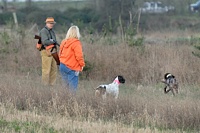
[40,29,54,46]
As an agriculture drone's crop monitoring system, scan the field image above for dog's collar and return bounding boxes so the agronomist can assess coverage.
[114,80,120,85]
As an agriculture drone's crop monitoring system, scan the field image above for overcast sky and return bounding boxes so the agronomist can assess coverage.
[7,0,43,1]
[6,0,71,2]
[6,0,50,2]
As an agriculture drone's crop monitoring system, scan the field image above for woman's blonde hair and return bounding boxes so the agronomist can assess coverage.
[65,26,81,39]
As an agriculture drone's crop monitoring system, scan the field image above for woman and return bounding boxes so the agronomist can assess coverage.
[59,26,85,93]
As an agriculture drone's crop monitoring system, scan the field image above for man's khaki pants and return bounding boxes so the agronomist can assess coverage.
[41,50,57,85]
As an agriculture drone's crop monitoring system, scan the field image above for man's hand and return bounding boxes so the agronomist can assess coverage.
[50,39,60,46]
[50,39,55,42]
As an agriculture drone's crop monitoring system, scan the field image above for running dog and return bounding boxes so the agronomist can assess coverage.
[161,73,178,96]
[95,75,125,99]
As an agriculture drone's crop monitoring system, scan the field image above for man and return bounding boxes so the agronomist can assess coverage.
[39,17,58,85]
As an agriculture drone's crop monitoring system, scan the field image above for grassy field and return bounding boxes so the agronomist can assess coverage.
[0,26,200,132]
[0,74,200,132]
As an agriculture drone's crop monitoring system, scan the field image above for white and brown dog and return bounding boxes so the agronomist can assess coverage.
[161,73,178,96]
[94,75,125,99]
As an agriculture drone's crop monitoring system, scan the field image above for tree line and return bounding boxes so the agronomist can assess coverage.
[0,0,199,33]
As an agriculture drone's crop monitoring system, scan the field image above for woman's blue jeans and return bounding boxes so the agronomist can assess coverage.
[59,63,79,92]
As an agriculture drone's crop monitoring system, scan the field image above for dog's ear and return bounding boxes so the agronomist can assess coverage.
[164,73,171,79]
[118,75,125,84]
[95,85,101,90]
[96,85,106,90]
[164,73,169,79]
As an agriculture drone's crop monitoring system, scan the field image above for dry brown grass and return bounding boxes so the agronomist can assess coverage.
[0,28,200,132]
[1,28,200,84]
[83,33,200,84]
[0,73,200,132]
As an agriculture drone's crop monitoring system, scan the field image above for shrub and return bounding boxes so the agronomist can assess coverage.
[192,45,200,58]
[125,26,144,47]
[80,60,94,80]
[0,12,13,25]
[0,30,12,54]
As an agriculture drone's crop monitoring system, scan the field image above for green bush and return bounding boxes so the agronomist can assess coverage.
[8,6,100,32]
[80,60,94,80]
[25,11,46,24]
[0,30,12,54]
[125,26,144,47]
[17,6,43,14]
[62,7,100,30]
[0,12,13,25]
[192,45,200,58]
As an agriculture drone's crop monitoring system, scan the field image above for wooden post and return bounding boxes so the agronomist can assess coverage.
[129,11,132,26]
[26,0,32,8]
[137,9,141,34]
[119,15,124,42]
[2,0,7,12]
[12,12,18,28]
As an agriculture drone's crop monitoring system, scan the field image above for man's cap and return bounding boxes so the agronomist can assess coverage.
[45,17,56,24]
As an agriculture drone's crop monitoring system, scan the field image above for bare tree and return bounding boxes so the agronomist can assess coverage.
[26,0,32,7]
[95,0,135,19]
[2,0,7,11]
[93,0,103,12]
